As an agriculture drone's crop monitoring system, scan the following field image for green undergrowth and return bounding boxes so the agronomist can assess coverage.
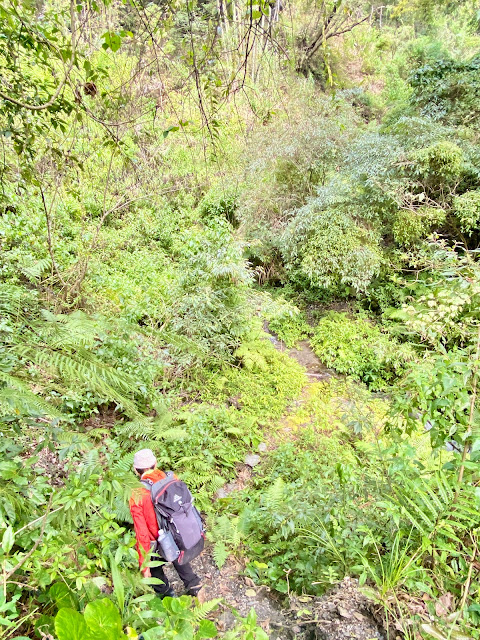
[210,378,390,590]
[311,312,416,390]
[202,333,305,421]
[281,377,388,436]
[257,292,311,347]
[209,375,476,624]
[2,1,480,636]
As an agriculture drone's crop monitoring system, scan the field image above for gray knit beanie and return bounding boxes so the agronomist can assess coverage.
[133,448,157,470]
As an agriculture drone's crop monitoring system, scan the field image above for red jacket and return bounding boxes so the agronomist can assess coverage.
[129,469,167,567]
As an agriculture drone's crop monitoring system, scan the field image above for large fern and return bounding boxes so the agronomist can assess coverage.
[261,477,286,512]
[0,371,66,420]
[388,472,478,541]
[210,514,248,568]
[18,257,52,284]
[114,413,183,443]
[0,287,151,421]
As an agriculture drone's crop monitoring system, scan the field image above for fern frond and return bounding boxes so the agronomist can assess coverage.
[114,416,180,443]
[415,486,441,522]
[114,498,133,524]
[0,284,38,321]
[262,477,286,512]
[18,347,141,418]
[390,472,477,539]
[112,453,135,474]
[437,473,452,504]
[19,257,52,283]
[38,310,98,350]
[213,542,229,569]
[79,448,101,475]
[0,371,66,419]
[423,482,445,513]
[58,431,91,447]
[191,599,222,623]
[234,342,268,372]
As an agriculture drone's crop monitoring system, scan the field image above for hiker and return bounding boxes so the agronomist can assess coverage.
[129,448,204,599]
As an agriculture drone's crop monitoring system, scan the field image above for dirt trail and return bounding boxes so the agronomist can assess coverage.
[167,338,384,640]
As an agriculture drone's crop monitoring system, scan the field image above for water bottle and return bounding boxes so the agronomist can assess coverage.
[157,528,180,562]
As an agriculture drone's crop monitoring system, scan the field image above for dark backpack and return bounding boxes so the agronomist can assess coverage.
[141,471,205,565]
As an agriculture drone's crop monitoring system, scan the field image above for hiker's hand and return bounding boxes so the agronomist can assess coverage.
[143,567,151,578]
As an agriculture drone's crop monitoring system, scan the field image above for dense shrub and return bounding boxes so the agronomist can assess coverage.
[259,294,310,347]
[211,381,392,594]
[409,55,480,125]
[199,188,239,227]
[407,140,464,197]
[311,312,415,389]
[283,205,382,294]
[392,205,446,245]
[452,190,480,233]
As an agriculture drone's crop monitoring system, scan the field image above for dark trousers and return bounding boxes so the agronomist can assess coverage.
[151,556,201,596]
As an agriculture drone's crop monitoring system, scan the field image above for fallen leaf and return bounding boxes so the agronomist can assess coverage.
[435,593,454,618]
[245,589,256,597]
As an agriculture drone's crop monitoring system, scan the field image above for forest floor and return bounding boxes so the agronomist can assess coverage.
[166,338,386,640]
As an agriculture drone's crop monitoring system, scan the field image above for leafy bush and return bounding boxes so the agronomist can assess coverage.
[392,205,446,245]
[283,206,382,294]
[213,408,388,594]
[452,190,480,233]
[259,294,310,347]
[237,93,357,283]
[239,94,356,227]
[311,312,414,389]
[52,592,268,640]
[409,55,480,125]
[216,433,372,594]
[199,188,239,227]
[407,140,464,194]
[267,312,310,348]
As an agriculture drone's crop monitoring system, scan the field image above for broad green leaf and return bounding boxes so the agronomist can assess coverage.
[55,608,88,640]
[197,619,217,638]
[83,598,123,640]
[140,627,165,640]
[49,583,78,610]
[162,126,180,139]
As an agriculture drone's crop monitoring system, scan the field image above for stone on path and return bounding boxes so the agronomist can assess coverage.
[244,453,261,467]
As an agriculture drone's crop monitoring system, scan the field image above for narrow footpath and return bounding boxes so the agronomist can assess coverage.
[166,337,385,640]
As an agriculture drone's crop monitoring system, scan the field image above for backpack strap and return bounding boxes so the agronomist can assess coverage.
[140,471,174,493]
[140,478,154,491]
